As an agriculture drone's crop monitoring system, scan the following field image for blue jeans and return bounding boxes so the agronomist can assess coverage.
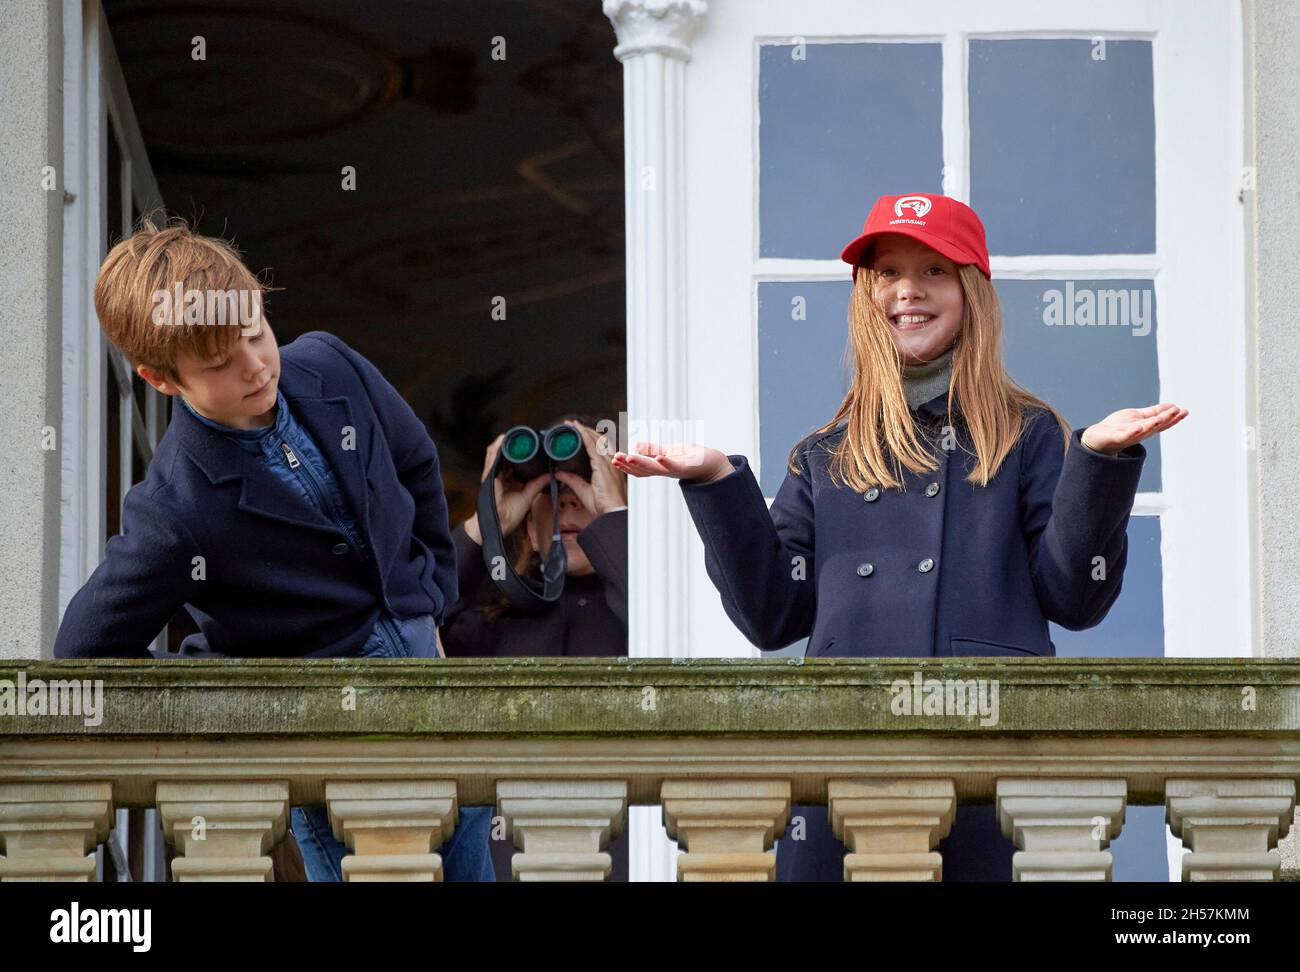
[360,611,438,658]
[290,611,494,881]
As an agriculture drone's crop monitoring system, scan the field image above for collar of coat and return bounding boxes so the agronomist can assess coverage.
[817,391,957,455]
[168,349,370,536]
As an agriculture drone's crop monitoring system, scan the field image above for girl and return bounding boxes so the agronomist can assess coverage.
[612,193,1186,881]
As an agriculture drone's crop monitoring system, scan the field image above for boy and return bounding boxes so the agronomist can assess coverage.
[54,218,491,879]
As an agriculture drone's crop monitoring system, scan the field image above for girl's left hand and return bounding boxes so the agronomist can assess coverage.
[553,419,628,517]
[1081,403,1188,456]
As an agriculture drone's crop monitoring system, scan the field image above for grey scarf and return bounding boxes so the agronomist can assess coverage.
[901,344,955,410]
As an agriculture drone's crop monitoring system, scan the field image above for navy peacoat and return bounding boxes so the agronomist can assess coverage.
[678,391,1146,658]
[53,331,458,659]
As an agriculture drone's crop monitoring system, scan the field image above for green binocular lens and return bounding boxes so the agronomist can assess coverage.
[500,425,590,484]
[545,425,582,462]
[502,425,583,464]
[503,427,539,463]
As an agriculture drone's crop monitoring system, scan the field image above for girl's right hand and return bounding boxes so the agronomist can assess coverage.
[612,441,734,483]
[464,434,554,544]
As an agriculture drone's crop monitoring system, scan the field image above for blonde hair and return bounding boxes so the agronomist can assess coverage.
[788,264,1072,490]
[94,214,274,379]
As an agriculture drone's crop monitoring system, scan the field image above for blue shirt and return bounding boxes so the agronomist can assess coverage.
[179,391,436,657]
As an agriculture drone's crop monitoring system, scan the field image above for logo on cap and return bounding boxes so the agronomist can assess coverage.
[894,195,932,220]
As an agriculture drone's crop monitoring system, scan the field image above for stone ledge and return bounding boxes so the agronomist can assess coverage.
[2,658,1298,737]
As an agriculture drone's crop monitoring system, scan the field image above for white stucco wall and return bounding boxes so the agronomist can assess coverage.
[1250,1,1300,662]
[0,0,64,660]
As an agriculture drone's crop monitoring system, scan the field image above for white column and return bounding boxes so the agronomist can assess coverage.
[604,0,708,884]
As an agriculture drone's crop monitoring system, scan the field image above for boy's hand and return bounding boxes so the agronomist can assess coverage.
[553,420,628,517]
[1081,403,1188,456]
[464,434,552,544]
[612,441,734,483]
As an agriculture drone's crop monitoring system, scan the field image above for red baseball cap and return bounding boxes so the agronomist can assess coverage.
[840,193,991,280]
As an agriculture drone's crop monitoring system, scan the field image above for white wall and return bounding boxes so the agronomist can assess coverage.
[0,0,64,661]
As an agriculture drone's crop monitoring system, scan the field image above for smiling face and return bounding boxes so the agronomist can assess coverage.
[526,480,595,576]
[139,314,281,430]
[868,234,965,365]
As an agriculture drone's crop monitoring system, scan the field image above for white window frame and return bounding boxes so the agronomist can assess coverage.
[680,0,1251,667]
[60,0,171,882]
[60,0,167,626]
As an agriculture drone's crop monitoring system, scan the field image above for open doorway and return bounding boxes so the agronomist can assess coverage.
[102,0,627,648]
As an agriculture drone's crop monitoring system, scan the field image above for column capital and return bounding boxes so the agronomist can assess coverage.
[828,779,956,881]
[662,779,790,881]
[603,0,708,62]
[0,782,114,882]
[1167,778,1295,881]
[497,780,628,881]
[325,780,458,882]
[156,780,289,882]
[997,778,1127,882]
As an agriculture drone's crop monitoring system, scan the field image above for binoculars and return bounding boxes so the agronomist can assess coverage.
[499,424,592,484]
[479,422,596,612]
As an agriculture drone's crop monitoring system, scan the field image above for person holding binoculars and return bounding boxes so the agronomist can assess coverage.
[442,413,628,657]
[440,412,629,879]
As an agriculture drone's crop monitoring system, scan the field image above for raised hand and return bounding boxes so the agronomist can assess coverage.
[552,419,628,517]
[463,433,553,545]
[611,440,734,483]
[1080,403,1188,456]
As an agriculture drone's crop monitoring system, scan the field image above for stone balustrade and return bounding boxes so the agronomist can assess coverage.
[0,658,1297,882]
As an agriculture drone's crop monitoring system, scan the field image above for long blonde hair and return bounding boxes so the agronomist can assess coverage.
[788,264,1072,490]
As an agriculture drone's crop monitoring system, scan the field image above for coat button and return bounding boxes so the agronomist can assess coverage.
[925,482,940,497]
[332,543,349,555]
[864,487,880,502]
[856,563,874,577]
[917,558,934,573]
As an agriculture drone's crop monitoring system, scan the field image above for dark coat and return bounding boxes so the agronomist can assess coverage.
[679,392,1146,658]
[679,391,1145,880]
[440,511,628,658]
[53,331,458,659]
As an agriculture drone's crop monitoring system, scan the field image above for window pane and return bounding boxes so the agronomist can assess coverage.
[757,279,853,496]
[1052,516,1164,658]
[1112,806,1169,881]
[759,42,943,259]
[995,277,1161,491]
[970,39,1155,255]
